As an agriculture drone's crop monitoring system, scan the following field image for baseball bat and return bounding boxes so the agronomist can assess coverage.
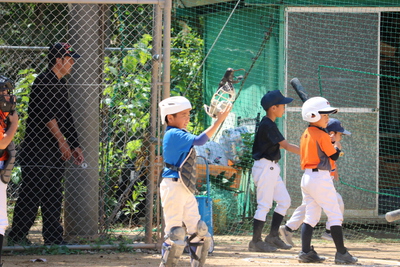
[385,208,400,222]
[290,78,310,103]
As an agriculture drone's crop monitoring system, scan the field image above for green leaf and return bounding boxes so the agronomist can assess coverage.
[126,140,142,159]
[108,66,119,76]
[122,55,138,73]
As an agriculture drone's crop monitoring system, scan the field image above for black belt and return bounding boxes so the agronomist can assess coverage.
[267,159,279,164]
[171,178,178,182]
[312,168,318,172]
[165,163,181,172]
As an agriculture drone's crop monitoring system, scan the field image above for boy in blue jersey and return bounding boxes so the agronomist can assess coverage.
[158,96,231,267]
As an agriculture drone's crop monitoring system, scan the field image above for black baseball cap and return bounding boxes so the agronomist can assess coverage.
[261,90,293,111]
[326,118,351,135]
[48,42,81,60]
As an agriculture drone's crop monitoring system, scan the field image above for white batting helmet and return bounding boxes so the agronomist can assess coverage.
[301,97,338,122]
[159,96,192,125]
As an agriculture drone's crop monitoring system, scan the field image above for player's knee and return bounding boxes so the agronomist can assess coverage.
[187,220,209,243]
[284,199,291,210]
[168,226,186,242]
[255,205,271,220]
[161,226,187,266]
[275,200,291,214]
[336,192,345,214]
[196,220,208,238]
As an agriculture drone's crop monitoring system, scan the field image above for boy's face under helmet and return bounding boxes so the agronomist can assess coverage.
[159,96,192,124]
[301,96,338,123]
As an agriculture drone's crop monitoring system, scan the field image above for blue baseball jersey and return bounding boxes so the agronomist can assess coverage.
[162,126,196,178]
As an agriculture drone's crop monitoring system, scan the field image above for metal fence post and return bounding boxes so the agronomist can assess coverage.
[64,3,102,241]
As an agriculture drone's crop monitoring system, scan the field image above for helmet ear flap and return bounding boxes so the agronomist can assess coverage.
[304,111,321,123]
[313,112,321,122]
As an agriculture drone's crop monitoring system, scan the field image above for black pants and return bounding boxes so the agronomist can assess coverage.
[9,165,65,244]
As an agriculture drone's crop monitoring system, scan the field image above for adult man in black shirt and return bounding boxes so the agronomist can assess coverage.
[8,42,84,245]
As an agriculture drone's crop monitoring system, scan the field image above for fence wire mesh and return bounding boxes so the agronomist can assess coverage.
[175,0,400,243]
[1,0,400,252]
[1,2,162,246]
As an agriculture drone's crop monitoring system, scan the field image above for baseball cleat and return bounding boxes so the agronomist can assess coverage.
[248,240,277,252]
[298,246,326,263]
[321,231,333,241]
[335,249,358,264]
[279,225,295,247]
[265,235,292,250]
[321,231,347,241]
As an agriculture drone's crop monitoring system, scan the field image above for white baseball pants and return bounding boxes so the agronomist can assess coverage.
[301,169,343,227]
[286,190,344,231]
[252,159,291,221]
[0,180,7,236]
[160,178,201,239]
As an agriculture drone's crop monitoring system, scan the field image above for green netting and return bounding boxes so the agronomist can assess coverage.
[1,0,400,249]
[177,0,400,241]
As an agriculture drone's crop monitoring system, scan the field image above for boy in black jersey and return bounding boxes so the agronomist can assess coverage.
[249,90,300,252]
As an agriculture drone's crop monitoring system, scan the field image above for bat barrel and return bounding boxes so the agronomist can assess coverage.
[385,208,400,222]
[290,77,309,103]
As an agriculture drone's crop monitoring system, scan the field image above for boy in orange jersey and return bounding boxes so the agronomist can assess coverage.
[280,118,350,245]
[297,97,357,264]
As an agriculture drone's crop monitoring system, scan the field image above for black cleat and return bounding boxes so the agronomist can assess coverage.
[335,249,358,264]
[248,240,277,252]
[298,246,326,263]
[265,235,292,250]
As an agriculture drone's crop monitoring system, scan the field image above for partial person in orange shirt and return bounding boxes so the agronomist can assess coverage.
[0,75,19,267]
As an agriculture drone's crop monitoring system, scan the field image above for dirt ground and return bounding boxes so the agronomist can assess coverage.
[1,236,400,267]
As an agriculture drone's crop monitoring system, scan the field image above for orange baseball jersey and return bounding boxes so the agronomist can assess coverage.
[300,126,337,170]
[0,112,9,161]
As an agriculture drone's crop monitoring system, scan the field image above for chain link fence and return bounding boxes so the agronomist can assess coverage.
[1,2,164,246]
[2,0,400,252]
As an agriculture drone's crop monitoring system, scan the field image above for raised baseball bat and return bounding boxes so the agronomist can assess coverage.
[385,208,400,222]
[290,77,310,103]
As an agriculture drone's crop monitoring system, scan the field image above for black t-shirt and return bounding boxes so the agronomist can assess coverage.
[19,70,80,166]
[252,116,285,161]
